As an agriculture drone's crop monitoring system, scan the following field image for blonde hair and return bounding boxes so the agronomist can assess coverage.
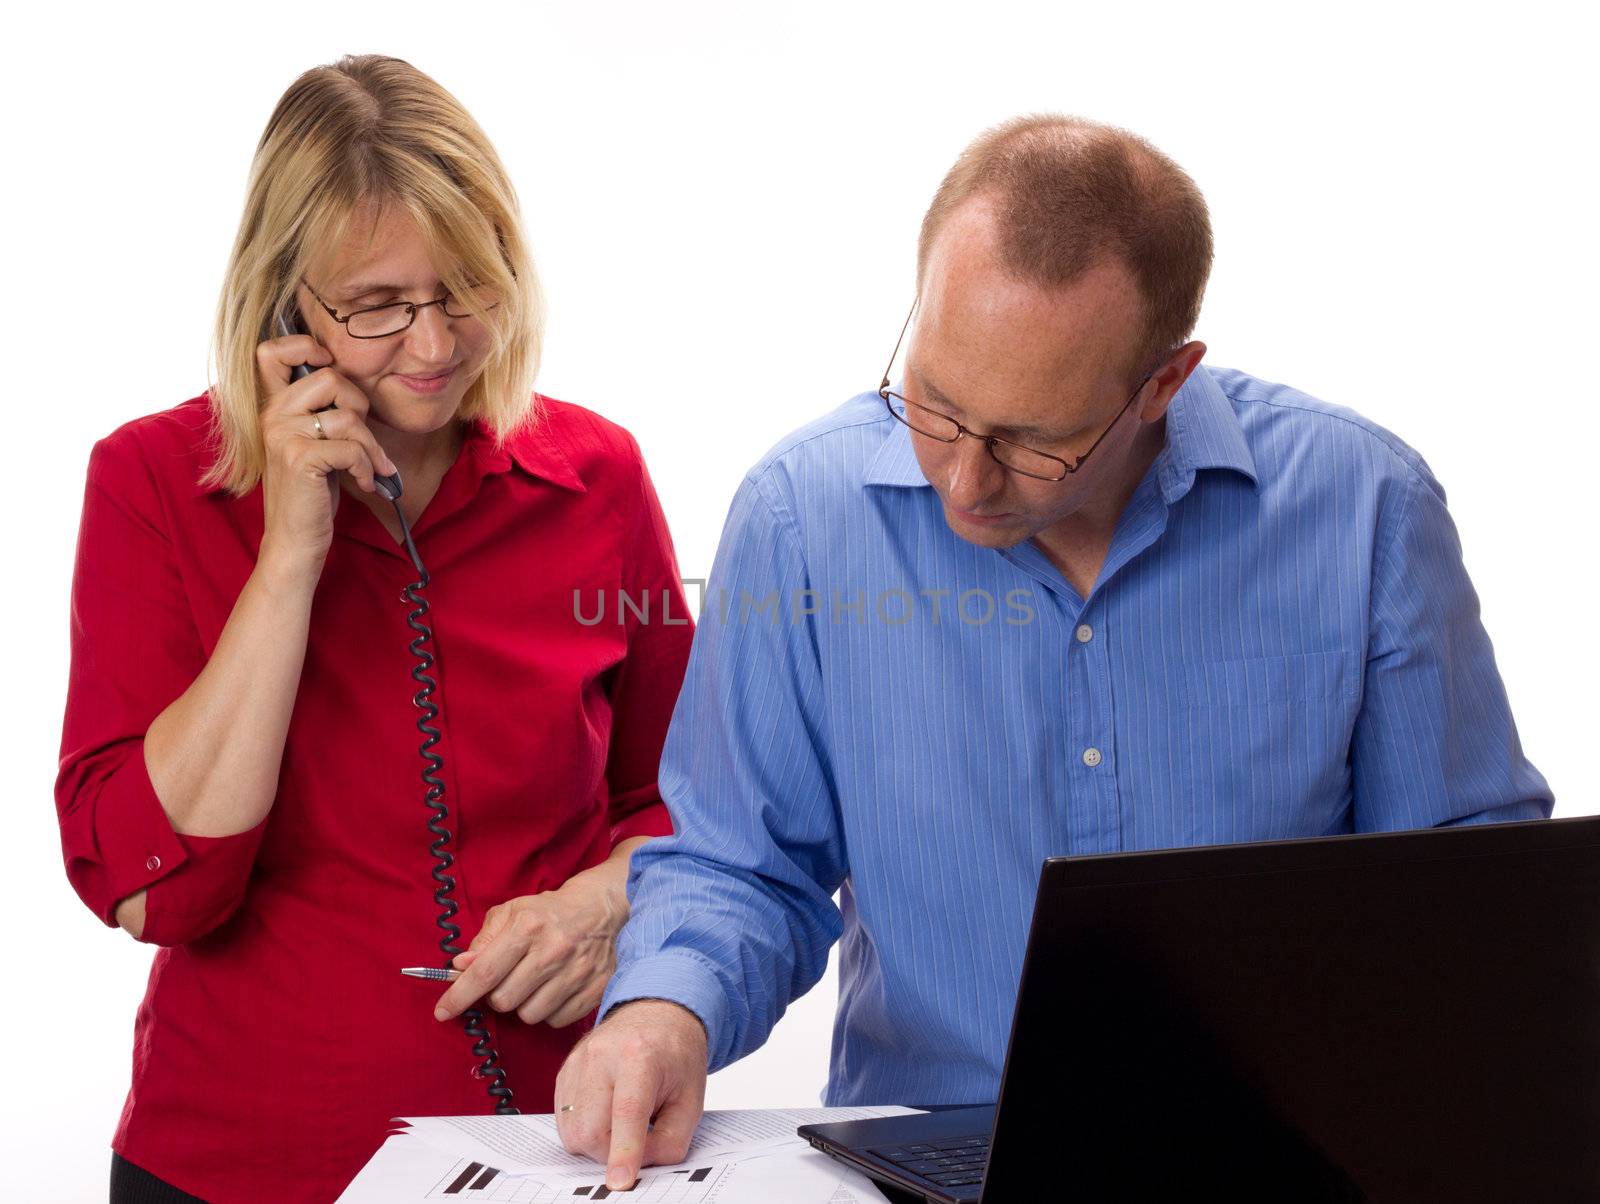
[918,114,1212,379]
[203,54,544,495]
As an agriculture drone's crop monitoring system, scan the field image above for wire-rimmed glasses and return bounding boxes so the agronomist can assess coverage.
[300,277,500,339]
[878,300,1154,482]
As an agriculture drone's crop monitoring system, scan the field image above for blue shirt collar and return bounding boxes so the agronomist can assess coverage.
[861,400,925,487]
[1152,364,1258,502]
[862,365,1258,497]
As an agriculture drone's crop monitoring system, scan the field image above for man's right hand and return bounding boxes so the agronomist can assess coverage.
[554,998,709,1191]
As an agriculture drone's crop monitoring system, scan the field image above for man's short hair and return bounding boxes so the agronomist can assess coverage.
[918,114,1213,376]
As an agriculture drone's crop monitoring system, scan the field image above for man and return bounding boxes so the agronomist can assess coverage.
[554,114,1553,1189]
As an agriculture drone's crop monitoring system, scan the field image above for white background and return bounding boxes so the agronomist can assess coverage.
[5,2,1596,1198]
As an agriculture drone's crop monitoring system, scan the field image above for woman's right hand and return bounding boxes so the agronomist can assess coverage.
[254,330,399,577]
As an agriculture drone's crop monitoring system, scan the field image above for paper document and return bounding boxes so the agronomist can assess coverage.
[337,1107,915,1203]
[398,1106,916,1179]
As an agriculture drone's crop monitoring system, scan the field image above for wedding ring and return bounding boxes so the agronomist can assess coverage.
[311,411,328,440]
[559,1104,575,1113]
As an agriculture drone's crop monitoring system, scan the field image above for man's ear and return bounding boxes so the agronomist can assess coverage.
[1140,340,1208,419]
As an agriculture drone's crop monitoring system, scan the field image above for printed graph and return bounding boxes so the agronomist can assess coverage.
[423,1159,730,1201]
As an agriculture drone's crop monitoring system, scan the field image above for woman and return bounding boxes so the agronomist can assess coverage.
[55,55,692,1202]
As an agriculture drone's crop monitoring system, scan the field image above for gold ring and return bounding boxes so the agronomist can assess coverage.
[559,1103,575,1113]
[311,412,327,440]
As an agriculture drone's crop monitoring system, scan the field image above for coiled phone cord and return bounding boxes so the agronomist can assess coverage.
[390,485,519,1116]
[290,345,517,1111]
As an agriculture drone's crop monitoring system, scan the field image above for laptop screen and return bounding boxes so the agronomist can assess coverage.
[983,817,1600,1202]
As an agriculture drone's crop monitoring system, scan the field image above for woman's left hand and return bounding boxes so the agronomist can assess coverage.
[432,870,629,1029]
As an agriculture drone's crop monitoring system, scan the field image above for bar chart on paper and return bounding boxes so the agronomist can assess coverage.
[422,1158,730,1201]
[337,1109,909,1202]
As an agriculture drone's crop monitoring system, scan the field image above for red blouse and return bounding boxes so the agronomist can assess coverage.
[55,393,693,1202]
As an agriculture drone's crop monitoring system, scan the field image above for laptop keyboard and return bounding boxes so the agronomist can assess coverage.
[869,1134,989,1191]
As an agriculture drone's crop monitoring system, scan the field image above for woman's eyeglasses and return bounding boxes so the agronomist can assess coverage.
[300,277,500,339]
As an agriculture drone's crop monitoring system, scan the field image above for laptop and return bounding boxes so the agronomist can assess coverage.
[799,815,1600,1203]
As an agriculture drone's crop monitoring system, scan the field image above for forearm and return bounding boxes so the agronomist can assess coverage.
[144,552,319,836]
[108,553,315,928]
[113,555,318,937]
[565,836,651,919]
[604,848,844,1071]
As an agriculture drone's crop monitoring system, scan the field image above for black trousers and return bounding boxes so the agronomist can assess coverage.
[110,1153,207,1204]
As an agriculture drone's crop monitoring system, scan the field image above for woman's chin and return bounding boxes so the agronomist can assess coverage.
[368,390,466,434]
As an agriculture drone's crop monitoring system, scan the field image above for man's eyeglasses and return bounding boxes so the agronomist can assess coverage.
[300,276,500,339]
[878,300,1154,482]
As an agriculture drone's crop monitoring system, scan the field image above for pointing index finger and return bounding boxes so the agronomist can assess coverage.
[604,1062,661,1190]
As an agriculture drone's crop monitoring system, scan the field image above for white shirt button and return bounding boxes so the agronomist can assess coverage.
[1082,747,1102,768]
[1075,624,1094,644]
[145,855,162,872]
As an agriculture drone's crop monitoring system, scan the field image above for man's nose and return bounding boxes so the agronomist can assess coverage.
[945,434,1005,510]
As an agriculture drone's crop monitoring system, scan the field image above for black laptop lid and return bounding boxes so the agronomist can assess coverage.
[983,816,1600,1203]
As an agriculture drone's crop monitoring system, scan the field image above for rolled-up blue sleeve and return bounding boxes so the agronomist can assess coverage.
[1352,461,1553,830]
[599,470,847,1072]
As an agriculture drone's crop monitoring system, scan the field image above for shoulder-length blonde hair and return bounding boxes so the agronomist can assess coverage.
[203,54,544,495]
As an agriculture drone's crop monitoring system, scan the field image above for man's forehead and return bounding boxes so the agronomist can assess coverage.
[914,278,1136,412]
[920,197,1145,357]
[906,356,1089,438]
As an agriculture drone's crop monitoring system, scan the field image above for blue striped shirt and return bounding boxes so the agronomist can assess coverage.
[601,364,1552,1106]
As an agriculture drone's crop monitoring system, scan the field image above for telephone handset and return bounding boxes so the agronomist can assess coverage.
[272,310,405,503]
[269,303,518,1114]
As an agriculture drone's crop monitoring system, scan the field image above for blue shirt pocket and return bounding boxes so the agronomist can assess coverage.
[1172,651,1360,840]
[1180,650,1360,708]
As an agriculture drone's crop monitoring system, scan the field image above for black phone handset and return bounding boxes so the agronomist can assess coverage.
[273,309,518,1114]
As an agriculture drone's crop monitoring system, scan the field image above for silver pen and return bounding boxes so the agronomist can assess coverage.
[400,966,463,982]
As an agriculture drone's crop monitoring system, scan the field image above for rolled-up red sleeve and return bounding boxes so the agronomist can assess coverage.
[55,431,267,946]
[602,438,694,847]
